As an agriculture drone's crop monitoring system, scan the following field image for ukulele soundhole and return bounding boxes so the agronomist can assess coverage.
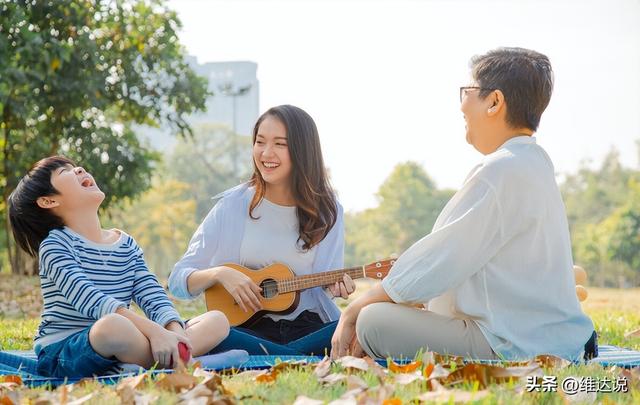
[260,279,279,299]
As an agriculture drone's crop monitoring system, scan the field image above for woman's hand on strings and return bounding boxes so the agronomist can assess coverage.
[328,273,356,299]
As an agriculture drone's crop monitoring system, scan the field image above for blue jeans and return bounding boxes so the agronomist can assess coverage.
[210,311,337,356]
[37,327,119,378]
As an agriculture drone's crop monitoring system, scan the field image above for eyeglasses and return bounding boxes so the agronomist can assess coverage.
[459,86,495,102]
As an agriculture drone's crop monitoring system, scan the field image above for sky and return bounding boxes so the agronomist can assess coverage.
[166,0,640,212]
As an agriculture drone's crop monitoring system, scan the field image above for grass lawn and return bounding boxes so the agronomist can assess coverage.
[2,276,640,403]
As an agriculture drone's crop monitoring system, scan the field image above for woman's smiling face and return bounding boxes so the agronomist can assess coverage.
[253,115,293,187]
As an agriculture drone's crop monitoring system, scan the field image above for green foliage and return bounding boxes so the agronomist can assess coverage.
[165,123,252,221]
[345,162,454,266]
[106,178,197,278]
[0,0,208,200]
[562,149,640,287]
[0,0,209,273]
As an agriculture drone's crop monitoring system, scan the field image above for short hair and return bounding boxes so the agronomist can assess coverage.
[471,47,554,131]
[8,156,75,257]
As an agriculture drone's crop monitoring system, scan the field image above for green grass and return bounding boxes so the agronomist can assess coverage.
[2,280,640,403]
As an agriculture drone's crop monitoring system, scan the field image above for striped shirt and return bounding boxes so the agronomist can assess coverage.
[34,227,182,353]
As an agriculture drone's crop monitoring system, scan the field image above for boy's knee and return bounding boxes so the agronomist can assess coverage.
[90,313,134,348]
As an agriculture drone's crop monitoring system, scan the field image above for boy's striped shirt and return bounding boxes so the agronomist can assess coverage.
[35,227,182,352]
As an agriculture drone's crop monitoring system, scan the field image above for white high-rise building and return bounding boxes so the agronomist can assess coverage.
[188,58,259,137]
[140,58,259,150]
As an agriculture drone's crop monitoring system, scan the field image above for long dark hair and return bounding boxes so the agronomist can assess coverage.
[249,105,337,251]
[8,156,75,257]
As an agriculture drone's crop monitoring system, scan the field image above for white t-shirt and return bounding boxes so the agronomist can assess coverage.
[239,197,326,322]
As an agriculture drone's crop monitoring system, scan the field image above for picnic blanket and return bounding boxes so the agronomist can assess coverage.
[2,345,639,387]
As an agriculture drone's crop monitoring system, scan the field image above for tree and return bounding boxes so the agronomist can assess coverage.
[106,179,197,278]
[0,1,209,273]
[165,123,252,221]
[345,162,454,267]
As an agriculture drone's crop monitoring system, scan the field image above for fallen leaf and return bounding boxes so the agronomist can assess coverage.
[178,384,213,402]
[319,373,347,385]
[117,373,147,391]
[534,354,570,369]
[255,370,278,383]
[313,356,332,378]
[293,395,324,405]
[0,376,21,386]
[346,375,368,391]
[59,384,69,404]
[156,372,199,392]
[445,363,541,389]
[201,373,228,394]
[423,363,435,378]
[0,392,19,405]
[427,364,450,380]
[67,394,93,405]
[234,370,267,378]
[336,356,369,372]
[389,360,422,373]
[394,372,424,385]
[133,393,157,405]
[363,357,387,380]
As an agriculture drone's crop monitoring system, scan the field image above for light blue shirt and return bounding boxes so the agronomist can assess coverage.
[168,184,344,322]
[382,136,595,361]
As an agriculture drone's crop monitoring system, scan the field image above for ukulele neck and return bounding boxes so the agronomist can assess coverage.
[277,267,365,293]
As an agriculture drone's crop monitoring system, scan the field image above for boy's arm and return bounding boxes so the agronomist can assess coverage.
[131,246,183,328]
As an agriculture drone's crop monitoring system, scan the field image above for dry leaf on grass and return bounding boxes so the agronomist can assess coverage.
[313,356,332,378]
[394,373,424,385]
[66,393,94,405]
[319,373,347,385]
[0,392,20,405]
[0,376,22,387]
[178,384,213,402]
[335,356,369,372]
[156,372,199,392]
[388,360,422,373]
[444,363,542,389]
[363,357,387,379]
[534,355,570,369]
[346,375,368,391]
[255,370,279,383]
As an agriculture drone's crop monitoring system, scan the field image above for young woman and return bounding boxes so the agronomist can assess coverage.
[8,156,229,378]
[169,105,355,355]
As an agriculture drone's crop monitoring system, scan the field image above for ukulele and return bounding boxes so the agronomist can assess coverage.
[204,259,395,327]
